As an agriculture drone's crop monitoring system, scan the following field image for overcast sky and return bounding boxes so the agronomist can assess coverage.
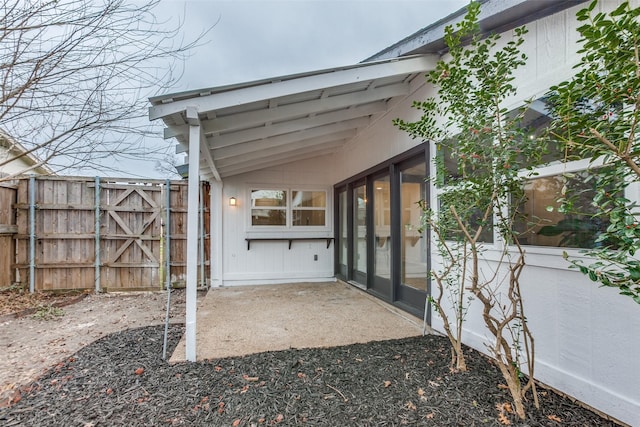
[125,0,470,178]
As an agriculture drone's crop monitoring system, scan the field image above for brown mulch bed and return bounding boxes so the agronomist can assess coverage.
[0,324,621,426]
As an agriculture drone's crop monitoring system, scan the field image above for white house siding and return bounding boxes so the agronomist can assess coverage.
[435,1,638,424]
[0,144,51,178]
[0,153,30,177]
[216,154,338,286]
[329,1,640,425]
[333,78,436,183]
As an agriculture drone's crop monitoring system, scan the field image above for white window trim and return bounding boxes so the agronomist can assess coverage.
[428,99,618,269]
[505,147,625,273]
[246,186,333,239]
[248,188,288,229]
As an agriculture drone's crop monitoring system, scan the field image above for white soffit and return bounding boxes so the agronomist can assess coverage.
[148,55,437,181]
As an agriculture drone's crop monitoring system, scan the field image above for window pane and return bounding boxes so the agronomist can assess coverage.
[338,190,348,272]
[353,184,367,274]
[251,190,286,207]
[251,209,286,226]
[508,98,555,166]
[435,137,492,187]
[436,140,460,185]
[292,191,326,208]
[374,176,391,279]
[438,193,494,243]
[514,171,610,248]
[507,97,582,168]
[251,190,287,226]
[293,210,325,226]
[401,162,428,291]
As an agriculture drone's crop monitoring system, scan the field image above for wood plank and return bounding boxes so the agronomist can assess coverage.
[13,203,95,210]
[103,263,159,268]
[14,263,94,269]
[0,225,18,234]
[14,233,163,240]
[87,182,165,191]
[14,233,95,239]
[13,204,164,212]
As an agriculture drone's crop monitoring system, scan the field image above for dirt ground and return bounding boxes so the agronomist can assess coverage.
[0,289,187,406]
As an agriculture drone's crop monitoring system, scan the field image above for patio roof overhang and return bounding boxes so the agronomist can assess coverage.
[148,54,438,181]
[148,54,438,362]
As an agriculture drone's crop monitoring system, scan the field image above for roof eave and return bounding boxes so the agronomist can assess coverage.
[364,0,589,61]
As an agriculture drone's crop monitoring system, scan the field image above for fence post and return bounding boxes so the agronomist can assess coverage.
[163,179,172,360]
[95,176,101,293]
[28,175,36,293]
[199,182,206,288]
[165,179,171,290]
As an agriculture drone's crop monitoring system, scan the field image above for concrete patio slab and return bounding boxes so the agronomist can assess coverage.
[170,281,425,363]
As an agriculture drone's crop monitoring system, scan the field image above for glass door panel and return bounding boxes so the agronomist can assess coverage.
[352,184,367,285]
[397,161,428,313]
[372,175,392,298]
[401,163,428,290]
[338,189,347,277]
[374,177,391,279]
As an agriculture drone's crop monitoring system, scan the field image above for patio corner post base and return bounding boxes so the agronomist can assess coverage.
[185,321,196,362]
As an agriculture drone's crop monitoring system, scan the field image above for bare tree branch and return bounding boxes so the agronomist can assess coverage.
[0,0,210,181]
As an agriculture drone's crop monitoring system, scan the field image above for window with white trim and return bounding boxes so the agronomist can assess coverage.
[251,190,287,226]
[250,189,328,228]
[292,190,326,226]
[511,96,615,249]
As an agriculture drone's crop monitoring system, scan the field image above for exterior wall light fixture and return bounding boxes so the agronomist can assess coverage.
[229,197,237,207]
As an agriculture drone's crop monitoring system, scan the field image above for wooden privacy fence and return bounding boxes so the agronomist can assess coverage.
[7,176,209,292]
[0,182,17,288]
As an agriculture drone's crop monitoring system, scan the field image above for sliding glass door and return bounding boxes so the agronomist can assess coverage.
[334,145,429,317]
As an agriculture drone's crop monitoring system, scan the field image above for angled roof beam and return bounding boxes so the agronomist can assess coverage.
[199,127,221,182]
[180,108,221,181]
[149,55,437,120]
[212,119,367,160]
[218,145,342,177]
[215,133,351,168]
[206,82,408,134]
[209,102,384,149]
[164,125,186,140]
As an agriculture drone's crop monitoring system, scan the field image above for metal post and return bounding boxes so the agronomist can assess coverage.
[163,179,172,360]
[94,176,101,293]
[28,175,35,293]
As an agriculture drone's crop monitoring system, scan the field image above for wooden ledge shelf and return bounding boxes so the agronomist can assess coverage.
[245,237,334,250]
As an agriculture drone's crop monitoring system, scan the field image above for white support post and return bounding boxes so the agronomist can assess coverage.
[185,108,201,362]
